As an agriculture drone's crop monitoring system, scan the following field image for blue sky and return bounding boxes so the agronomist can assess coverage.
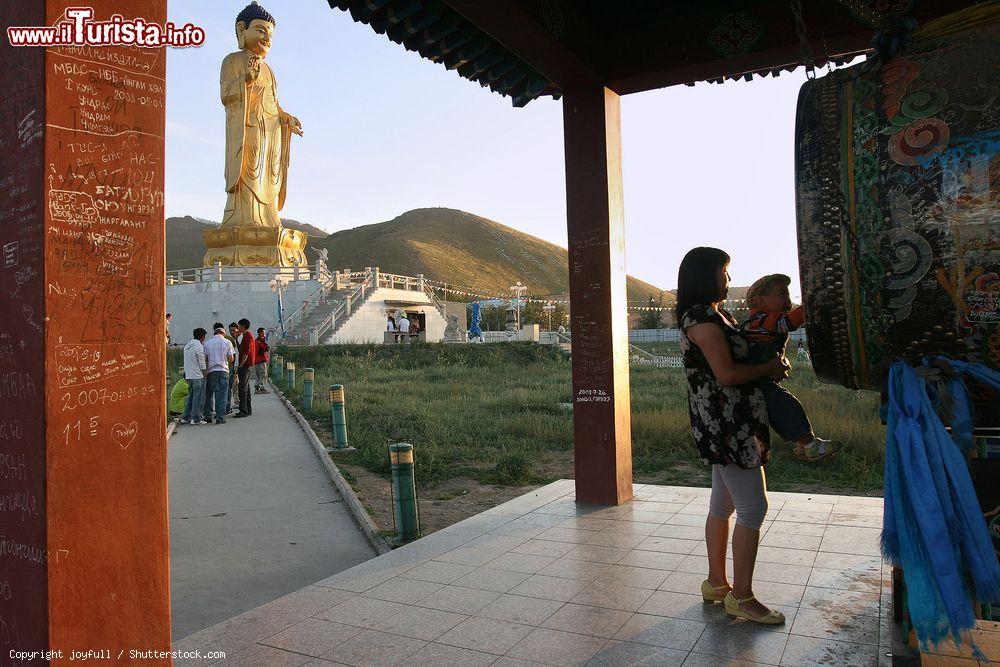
[166,0,818,294]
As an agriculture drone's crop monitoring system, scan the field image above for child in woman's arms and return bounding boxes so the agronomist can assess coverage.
[741,274,842,461]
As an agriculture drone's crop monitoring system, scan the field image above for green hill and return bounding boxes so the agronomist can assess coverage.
[166,208,670,304]
[312,208,671,303]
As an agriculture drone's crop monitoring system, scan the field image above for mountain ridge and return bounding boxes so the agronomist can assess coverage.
[166,208,671,303]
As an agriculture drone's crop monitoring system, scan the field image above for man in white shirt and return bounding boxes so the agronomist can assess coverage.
[203,326,236,424]
[181,328,208,424]
[397,313,409,344]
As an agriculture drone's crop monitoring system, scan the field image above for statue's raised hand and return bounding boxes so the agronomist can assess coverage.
[245,56,261,84]
[281,111,303,136]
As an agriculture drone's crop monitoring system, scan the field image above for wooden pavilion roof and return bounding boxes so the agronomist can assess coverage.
[327,0,980,106]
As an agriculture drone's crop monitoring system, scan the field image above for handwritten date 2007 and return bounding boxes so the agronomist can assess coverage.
[61,383,154,412]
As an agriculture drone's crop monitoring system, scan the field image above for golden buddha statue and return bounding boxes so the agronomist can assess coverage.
[203,1,308,268]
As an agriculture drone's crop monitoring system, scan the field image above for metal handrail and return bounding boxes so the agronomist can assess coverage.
[423,284,450,321]
[283,282,329,332]
[311,273,376,343]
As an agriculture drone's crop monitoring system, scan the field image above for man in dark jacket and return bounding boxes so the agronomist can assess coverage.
[233,318,257,417]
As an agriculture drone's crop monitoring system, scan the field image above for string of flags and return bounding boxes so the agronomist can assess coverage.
[424,279,749,311]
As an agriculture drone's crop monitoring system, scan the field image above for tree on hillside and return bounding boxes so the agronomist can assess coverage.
[519,301,568,330]
[637,296,664,329]
[467,304,508,331]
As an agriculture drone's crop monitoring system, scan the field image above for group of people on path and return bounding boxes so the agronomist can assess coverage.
[170,319,271,425]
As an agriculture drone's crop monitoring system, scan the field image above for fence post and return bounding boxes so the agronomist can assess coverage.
[274,355,284,383]
[389,443,419,541]
[285,362,295,390]
[302,368,314,410]
[329,385,349,450]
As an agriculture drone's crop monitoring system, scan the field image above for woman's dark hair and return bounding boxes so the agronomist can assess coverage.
[675,247,730,322]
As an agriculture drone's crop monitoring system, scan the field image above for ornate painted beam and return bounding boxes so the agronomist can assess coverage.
[609,32,873,95]
[442,0,600,89]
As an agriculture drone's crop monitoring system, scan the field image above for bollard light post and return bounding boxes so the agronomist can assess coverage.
[302,368,314,410]
[329,384,349,449]
[285,361,295,389]
[389,443,419,541]
[274,354,284,383]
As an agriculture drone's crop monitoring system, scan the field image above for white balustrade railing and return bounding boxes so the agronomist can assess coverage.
[171,262,443,345]
[376,270,426,292]
[166,260,330,285]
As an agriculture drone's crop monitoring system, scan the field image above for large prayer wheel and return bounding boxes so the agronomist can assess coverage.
[795,14,1000,424]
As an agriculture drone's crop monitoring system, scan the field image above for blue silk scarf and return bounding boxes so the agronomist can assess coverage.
[882,360,1000,655]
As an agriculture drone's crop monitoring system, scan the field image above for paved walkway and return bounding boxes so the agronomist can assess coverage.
[168,388,375,641]
[170,481,965,667]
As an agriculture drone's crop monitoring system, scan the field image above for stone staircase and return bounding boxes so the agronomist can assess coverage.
[283,282,376,346]
[293,288,356,333]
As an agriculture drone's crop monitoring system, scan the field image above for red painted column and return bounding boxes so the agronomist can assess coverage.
[562,87,633,505]
[0,1,48,659]
[0,1,170,663]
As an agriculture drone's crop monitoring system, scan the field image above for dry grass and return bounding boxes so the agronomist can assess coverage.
[274,344,884,495]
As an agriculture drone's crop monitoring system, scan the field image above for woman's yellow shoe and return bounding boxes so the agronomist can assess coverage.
[723,592,786,624]
[700,580,730,602]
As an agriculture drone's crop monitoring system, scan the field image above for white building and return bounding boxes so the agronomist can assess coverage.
[166,265,448,346]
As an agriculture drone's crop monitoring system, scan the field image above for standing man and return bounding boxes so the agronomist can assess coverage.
[166,313,172,347]
[204,326,236,424]
[180,328,208,425]
[228,322,241,413]
[254,327,270,393]
[397,311,409,344]
[234,318,257,418]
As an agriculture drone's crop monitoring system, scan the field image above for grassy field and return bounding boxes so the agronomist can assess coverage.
[275,343,885,495]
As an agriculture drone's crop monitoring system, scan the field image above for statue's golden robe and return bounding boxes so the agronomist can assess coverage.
[220,50,290,227]
[204,50,307,267]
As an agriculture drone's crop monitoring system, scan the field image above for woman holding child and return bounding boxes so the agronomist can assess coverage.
[676,247,789,624]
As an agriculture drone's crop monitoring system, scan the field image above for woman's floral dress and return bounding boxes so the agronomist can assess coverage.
[680,304,771,469]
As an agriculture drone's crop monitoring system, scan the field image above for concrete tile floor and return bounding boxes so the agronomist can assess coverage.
[175,481,908,666]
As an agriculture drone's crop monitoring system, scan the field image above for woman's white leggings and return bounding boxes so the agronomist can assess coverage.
[708,464,769,531]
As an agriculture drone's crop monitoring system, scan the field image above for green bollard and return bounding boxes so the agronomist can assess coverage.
[285,361,295,389]
[302,368,314,410]
[389,443,419,541]
[329,384,349,449]
[274,355,284,383]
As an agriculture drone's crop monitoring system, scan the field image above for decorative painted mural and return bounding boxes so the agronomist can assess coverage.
[796,13,999,423]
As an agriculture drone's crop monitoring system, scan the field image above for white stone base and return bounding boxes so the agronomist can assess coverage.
[166,278,322,346]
